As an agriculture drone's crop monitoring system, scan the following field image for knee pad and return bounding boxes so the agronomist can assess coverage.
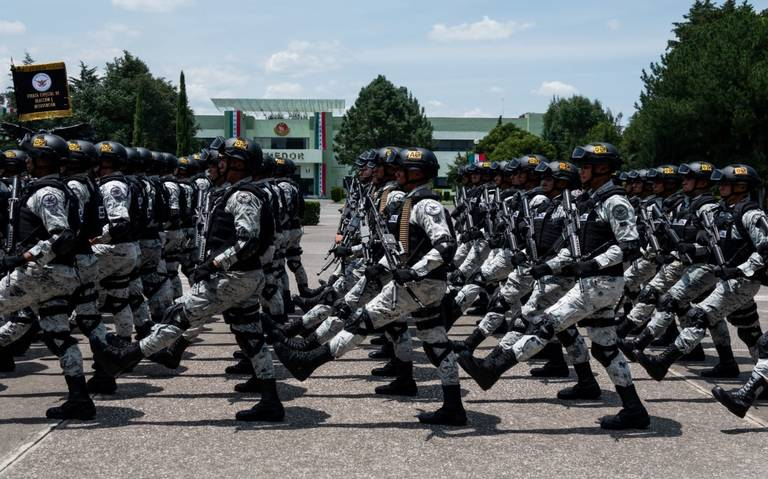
[74,314,102,337]
[343,309,375,337]
[737,326,763,348]
[287,259,303,272]
[511,315,528,334]
[232,329,266,357]
[657,293,683,313]
[684,307,710,329]
[161,303,191,330]
[534,313,557,341]
[72,283,98,306]
[101,295,130,314]
[413,305,444,331]
[384,321,408,340]
[556,326,579,347]
[423,341,451,368]
[470,272,487,287]
[757,334,768,359]
[39,298,75,318]
[100,274,131,290]
[42,330,78,357]
[590,342,619,367]
[488,290,510,314]
[129,293,145,310]
[727,302,759,327]
[636,287,659,305]
[222,304,261,325]
[286,246,303,258]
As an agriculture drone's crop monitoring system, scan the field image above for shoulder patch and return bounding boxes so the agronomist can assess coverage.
[424,201,443,217]
[41,193,59,208]
[612,204,630,221]
[237,191,253,204]
[110,185,126,199]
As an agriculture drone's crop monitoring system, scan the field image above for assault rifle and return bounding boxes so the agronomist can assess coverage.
[519,193,544,292]
[700,209,731,292]
[196,191,211,263]
[562,189,585,293]
[650,203,692,264]
[318,178,364,275]
[5,176,19,286]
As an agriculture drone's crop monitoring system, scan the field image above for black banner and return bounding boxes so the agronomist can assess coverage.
[11,62,72,122]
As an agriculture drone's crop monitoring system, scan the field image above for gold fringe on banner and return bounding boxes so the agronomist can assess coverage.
[18,108,73,122]
[12,62,66,73]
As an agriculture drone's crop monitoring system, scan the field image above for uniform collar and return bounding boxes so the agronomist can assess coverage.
[405,183,431,198]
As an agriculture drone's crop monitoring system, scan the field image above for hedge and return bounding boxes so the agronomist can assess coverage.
[331,186,346,203]
[302,200,320,226]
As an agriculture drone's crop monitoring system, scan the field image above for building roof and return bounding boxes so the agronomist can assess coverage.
[210,98,346,115]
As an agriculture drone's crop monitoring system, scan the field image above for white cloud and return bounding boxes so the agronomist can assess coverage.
[0,20,26,35]
[183,65,251,113]
[264,41,343,77]
[88,23,140,43]
[427,100,444,108]
[111,0,192,12]
[265,82,303,98]
[488,86,504,94]
[429,16,533,42]
[606,18,621,31]
[532,80,579,97]
[462,108,492,117]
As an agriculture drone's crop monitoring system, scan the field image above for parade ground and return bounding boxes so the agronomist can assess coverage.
[0,201,765,478]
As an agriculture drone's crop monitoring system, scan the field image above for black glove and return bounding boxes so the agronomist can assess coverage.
[573,259,600,276]
[191,260,217,284]
[364,263,387,281]
[0,255,24,273]
[450,205,465,218]
[461,230,484,243]
[716,267,744,280]
[488,234,505,250]
[333,245,353,258]
[677,242,697,254]
[530,263,553,279]
[448,270,466,285]
[510,251,528,267]
[393,268,419,284]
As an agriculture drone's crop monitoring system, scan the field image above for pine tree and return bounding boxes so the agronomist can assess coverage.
[176,70,191,156]
[132,86,144,146]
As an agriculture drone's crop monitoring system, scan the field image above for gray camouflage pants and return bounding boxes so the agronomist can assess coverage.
[626,259,686,327]
[93,242,140,339]
[645,264,717,339]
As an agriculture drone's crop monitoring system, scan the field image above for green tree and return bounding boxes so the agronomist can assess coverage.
[623,0,768,172]
[542,95,621,159]
[132,86,145,146]
[175,70,192,155]
[475,122,557,162]
[334,75,433,166]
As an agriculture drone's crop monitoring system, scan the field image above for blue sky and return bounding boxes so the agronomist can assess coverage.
[2,0,766,121]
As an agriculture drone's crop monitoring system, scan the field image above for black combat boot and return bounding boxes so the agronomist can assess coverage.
[0,346,15,372]
[712,375,767,418]
[368,340,393,360]
[679,343,706,362]
[618,328,653,362]
[225,358,253,375]
[375,360,417,396]
[417,384,467,426]
[10,322,39,357]
[615,318,634,339]
[299,283,327,298]
[280,317,308,338]
[234,375,263,393]
[87,363,117,395]
[46,375,96,420]
[451,329,485,354]
[92,341,144,376]
[557,362,601,400]
[600,384,650,430]
[371,358,398,377]
[530,343,570,378]
[235,378,285,422]
[370,334,387,346]
[701,344,740,378]
[283,332,321,352]
[149,337,192,369]
[233,350,246,360]
[134,322,154,341]
[273,342,334,381]
[635,344,683,381]
[457,346,517,391]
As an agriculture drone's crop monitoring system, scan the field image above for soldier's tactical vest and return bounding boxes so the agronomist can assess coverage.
[136,177,160,240]
[387,188,451,280]
[178,178,198,228]
[279,179,304,229]
[17,177,80,266]
[577,185,627,277]
[100,173,143,242]
[534,196,565,259]
[66,174,105,254]
[716,199,761,267]
[205,184,275,271]
[265,181,285,235]
[148,176,170,227]
[671,193,715,243]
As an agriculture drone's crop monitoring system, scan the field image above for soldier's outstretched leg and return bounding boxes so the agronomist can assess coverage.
[712,334,768,418]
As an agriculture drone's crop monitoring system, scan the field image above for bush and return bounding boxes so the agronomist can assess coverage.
[302,201,320,226]
[331,186,346,202]
[442,190,452,202]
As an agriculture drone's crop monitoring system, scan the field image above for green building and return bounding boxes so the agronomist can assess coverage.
[195,98,544,197]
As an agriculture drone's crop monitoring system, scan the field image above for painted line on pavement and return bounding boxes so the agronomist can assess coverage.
[0,419,63,475]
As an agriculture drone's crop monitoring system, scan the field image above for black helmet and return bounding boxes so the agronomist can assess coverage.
[220,137,262,175]
[711,164,761,187]
[161,152,178,172]
[571,142,621,170]
[21,133,69,163]
[376,146,400,166]
[465,163,479,174]
[678,161,715,181]
[125,147,141,172]
[262,152,276,176]
[536,160,579,188]
[489,161,504,174]
[134,147,153,170]
[200,147,220,168]
[518,154,548,172]
[66,139,98,171]
[95,141,128,169]
[502,158,520,177]
[2,149,28,174]
[477,161,493,177]
[355,149,375,168]
[628,169,648,182]
[176,156,195,175]
[275,157,296,177]
[647,164,680,183]
[618,171,629,182]
[395,147,439,178]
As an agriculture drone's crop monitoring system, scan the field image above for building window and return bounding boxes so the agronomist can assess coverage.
[270,137,308,149]
[434,139,476,152]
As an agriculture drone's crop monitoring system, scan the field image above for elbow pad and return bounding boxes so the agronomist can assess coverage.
[234,231,260,262]
[108,220,132,241]
[619,240,641,263]
[50,229,76,257]
[433,236,457,263]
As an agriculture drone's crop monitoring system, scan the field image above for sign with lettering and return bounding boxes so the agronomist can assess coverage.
[262,148,322,164]
[11,62,72,121]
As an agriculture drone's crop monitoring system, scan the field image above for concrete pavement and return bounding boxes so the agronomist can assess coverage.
[0,200,766,478]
